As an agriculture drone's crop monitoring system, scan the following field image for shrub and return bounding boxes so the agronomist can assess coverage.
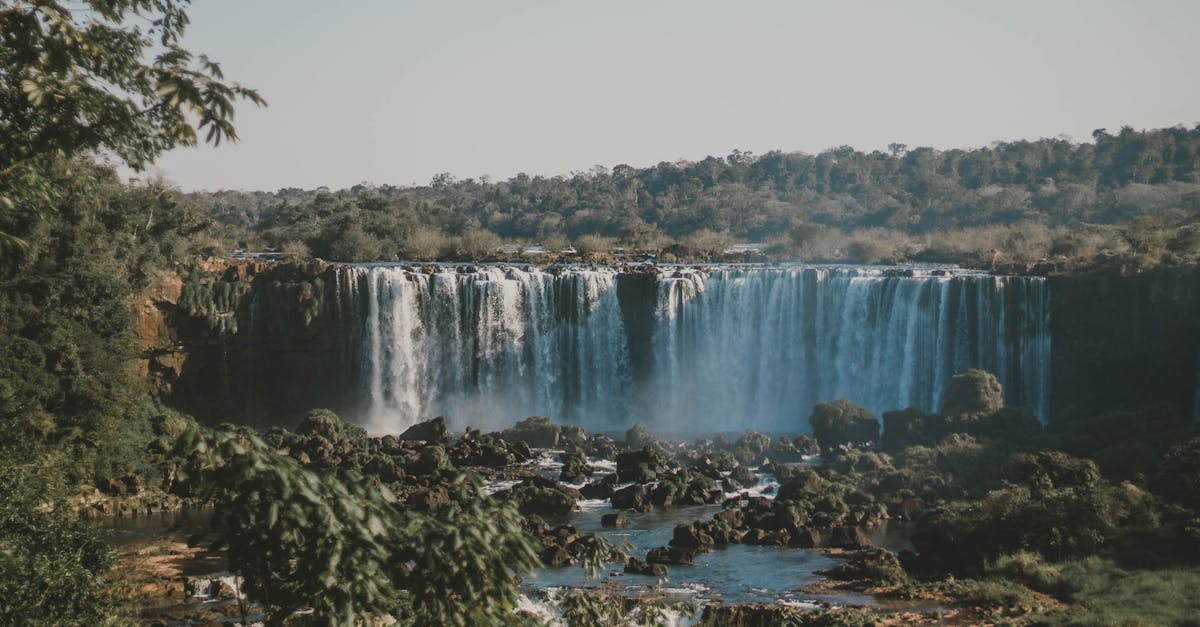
[0,468,115,626]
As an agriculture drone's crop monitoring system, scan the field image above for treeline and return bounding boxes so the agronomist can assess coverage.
[192,126,1200,267]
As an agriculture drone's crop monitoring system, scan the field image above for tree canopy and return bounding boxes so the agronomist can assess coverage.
[0,0,264,258]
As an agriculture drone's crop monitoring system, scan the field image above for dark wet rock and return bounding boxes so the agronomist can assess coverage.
[558,449,594,484]
[731,430,772,465]
[766,435,818,463]
[398,416,449,444]
[966,406,1042,440]
[624,557,668,577]
[625,424,668,451]
[825,526,873,549]
[616,446,669,483]
[820,547,908,585]
[713,509,745,529]
[775,469,825,501]
[881,406,929,452]
[296,408,367,444]
[522,513,551,536]
[689,450,739,478]
[670,523,715,549]
[558,424,588,446]
[742,528,790,546]
[580,473,619,500]
[362,455,405,483]
[449,428,518,468]
[724,465,758,491]
[540,545,572,567]
[611,484,652,511]
[941,369,1004,418]
[646,545,697,565]
[808,399,879,451]
[501,476,580,517]
[581,434,619,460]
[601,512,630,528]
[406,444,451,475]
[501,416,560,449]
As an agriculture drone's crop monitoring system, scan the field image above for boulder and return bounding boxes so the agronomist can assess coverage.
[808,399,879,451]
[880,406,929,452]
[625,424,666,451]
[501,416,560,449]
[611,484,652,511]
[503,477,580,517]
[775,469,824,501]
[940,369,1004,418]
[825,526,873,550]
[646,545,697,565]
[624,558,668,577]
[398,416,449,444]
[406,444,451,475]
[725,465,758,490]
[601,512,630,528]
[540,546,572,567]
[615,446,669,483]
[580,473,619,500]
[670,523,715,549]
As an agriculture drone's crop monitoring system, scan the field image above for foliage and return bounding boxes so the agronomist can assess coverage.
[911,451,1157,573]
[822,547,909,586]
[985,551,1066,594]
[188,126,1200,266]
[1,0,264,254]
[180,425,542,626]
[1039,557,1200,626]
[0,466,116,626]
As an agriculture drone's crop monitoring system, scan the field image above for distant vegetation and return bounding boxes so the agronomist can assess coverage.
[192,126,1200,269]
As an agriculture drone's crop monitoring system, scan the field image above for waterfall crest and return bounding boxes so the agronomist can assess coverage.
[342,264,1050,433]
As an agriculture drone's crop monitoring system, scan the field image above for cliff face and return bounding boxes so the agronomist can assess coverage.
[137,261,1200,428]
[135,259,361,427]
[1049,267,1200,421]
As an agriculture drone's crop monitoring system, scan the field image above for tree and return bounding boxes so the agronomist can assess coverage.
[0,0,265,256]
[180,426,542,626]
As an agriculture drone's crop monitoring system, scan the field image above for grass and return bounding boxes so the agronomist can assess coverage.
[1039,557,1200,626]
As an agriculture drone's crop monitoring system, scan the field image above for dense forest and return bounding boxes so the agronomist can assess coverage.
[192,126,1200,267]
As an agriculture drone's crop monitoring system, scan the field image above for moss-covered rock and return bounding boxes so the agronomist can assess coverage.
[809,400,879,451]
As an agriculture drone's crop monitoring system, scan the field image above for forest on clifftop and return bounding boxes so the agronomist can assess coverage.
[191,125,1200,268]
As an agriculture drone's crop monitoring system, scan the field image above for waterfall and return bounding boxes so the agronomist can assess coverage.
[342,264,1050,433]
[345,265,630,432]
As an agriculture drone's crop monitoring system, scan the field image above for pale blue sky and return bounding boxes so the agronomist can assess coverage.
[147,0,1200,191]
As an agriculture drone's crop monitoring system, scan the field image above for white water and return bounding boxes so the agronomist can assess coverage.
[342,264,1050,433]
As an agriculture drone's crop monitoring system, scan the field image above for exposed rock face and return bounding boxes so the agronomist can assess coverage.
[135,259,361,427]
[1050,267,1200,420]
[808,400,879,451]
[941,369,1005,418]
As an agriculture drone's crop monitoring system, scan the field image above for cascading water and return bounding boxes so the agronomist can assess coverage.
[652,267,1050,433]
[344,265,630,432]
[341,264,1050,434]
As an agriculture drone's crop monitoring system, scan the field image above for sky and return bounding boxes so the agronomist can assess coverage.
[144,0,1200,191]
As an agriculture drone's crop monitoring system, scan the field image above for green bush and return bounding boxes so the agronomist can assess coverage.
[0,468,116,626]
